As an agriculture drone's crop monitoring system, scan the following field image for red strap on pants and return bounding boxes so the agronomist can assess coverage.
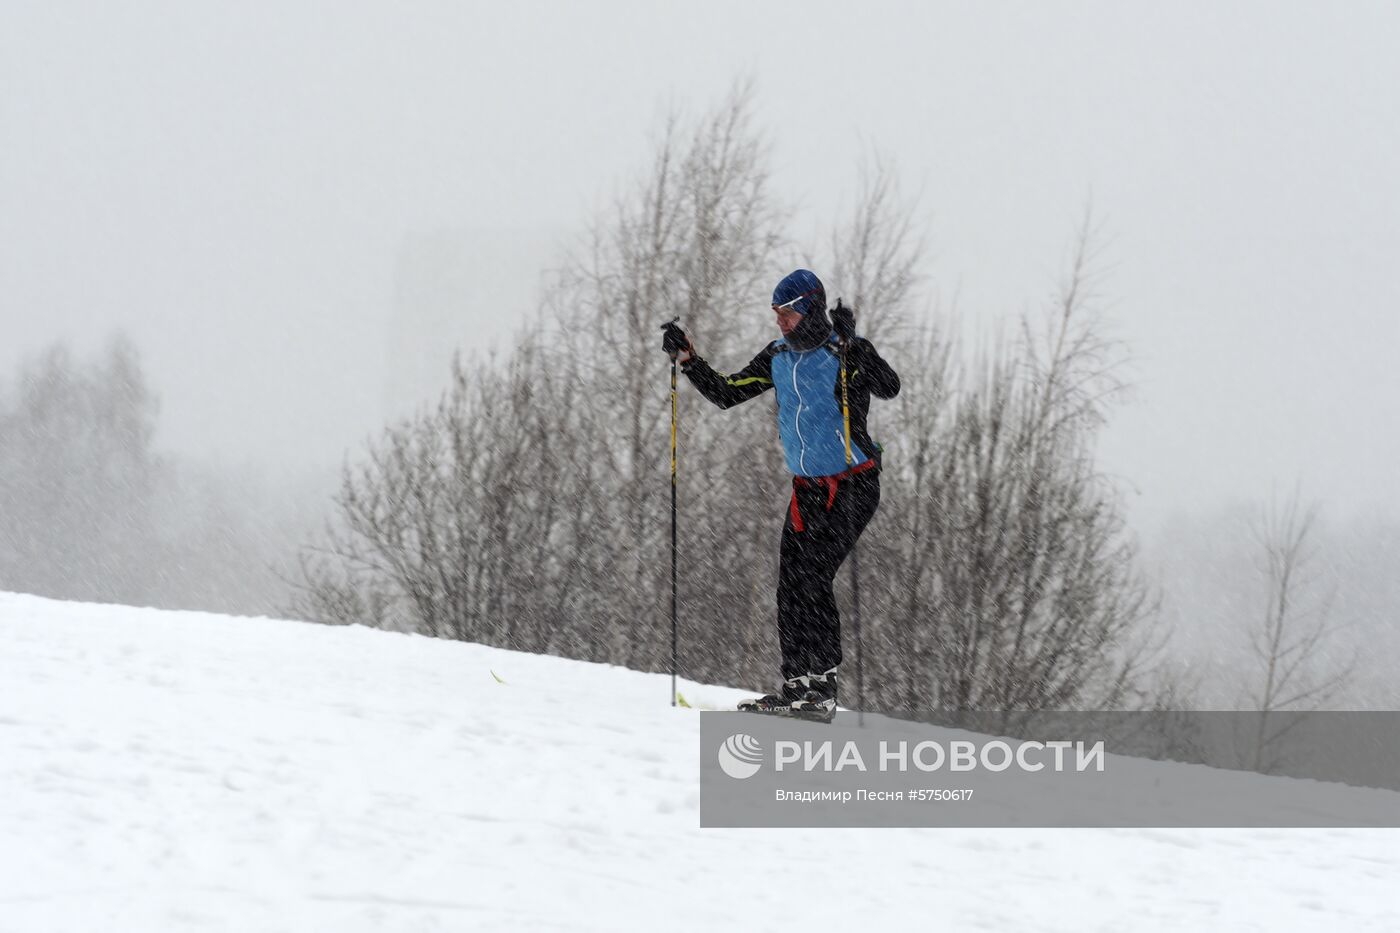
[788,459,877,532]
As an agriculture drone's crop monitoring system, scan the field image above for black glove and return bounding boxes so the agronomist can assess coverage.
[660,319,693,359]
[831,300,856,345]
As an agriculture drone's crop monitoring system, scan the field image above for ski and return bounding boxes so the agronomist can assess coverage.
[737,703,836,725]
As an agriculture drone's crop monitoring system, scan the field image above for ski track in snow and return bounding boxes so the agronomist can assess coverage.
[0,591,1396,932]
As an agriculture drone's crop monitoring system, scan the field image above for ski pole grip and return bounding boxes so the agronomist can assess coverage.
[661,317,688,361]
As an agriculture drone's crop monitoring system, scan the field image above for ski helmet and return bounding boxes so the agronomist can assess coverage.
[771,269,826,317]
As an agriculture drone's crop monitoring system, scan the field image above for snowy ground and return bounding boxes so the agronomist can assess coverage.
[1,591,1397,932]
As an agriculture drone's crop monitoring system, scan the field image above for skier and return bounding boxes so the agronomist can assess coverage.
[661,269,900,720]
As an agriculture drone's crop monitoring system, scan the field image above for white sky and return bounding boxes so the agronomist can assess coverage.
[3,1,1398,532]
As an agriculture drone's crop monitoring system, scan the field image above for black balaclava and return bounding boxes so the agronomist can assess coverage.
[772,269,831,352]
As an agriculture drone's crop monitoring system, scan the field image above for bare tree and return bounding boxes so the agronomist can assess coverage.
[291,336,573,649]
[827,151,925,344]
[872,218,1156,713]
[293,85,790,682]
[548,80,787,680]
[0,337,164,605]
[1245,490,1356,771]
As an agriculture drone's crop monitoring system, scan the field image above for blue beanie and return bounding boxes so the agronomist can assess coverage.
[772,269,826,317]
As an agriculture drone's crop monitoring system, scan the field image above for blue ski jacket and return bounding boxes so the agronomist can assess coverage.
[680,333,901,477]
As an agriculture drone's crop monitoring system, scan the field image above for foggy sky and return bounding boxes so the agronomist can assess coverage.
[4,0,1398,532]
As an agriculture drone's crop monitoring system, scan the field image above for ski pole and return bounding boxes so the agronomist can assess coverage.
[663,318,681,707]
[836,299,858,720]
[837,300,853,466]
[852,542,864,726]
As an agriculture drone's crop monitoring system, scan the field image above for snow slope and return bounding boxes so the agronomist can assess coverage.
[1,591,1396,932]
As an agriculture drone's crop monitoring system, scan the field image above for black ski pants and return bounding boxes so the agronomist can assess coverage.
[776,467,880,681]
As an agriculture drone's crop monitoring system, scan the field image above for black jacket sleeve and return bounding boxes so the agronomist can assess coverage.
[848,338,900,399]
[679,344,777,409]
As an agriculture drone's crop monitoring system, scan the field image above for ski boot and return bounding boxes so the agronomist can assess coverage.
[738,676,808,715]
[789,668,838,724]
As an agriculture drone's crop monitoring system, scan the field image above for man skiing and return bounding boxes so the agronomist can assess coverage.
[661,269,900,720]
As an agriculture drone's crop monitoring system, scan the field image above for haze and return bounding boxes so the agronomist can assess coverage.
[4,0,1398,533]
